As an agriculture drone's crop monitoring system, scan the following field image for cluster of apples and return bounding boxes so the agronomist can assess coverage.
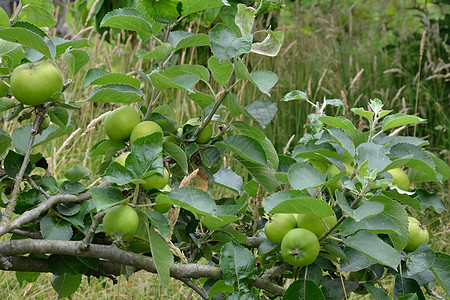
[104,105,169,190]
[264,212,337,267]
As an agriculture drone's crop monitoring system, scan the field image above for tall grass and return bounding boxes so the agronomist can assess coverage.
[0,0,448,298]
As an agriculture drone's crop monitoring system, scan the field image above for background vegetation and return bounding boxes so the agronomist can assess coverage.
[0,0,448,298]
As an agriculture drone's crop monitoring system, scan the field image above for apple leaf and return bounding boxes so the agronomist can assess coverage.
[208,56,233,86]
[209,23,253,63]
[262,190,309,213]
[162,65,210,83]
[370,195,409,251]
[188,92,215,109]
[0,130,11,156]
[235,4,256,36]
[364,285,391,300]
[180,0,227,16]
[100,8,152,39]
[249,70,278,96]
[356,142,391,172]
[40,215,73,241]
[288,161,327,190]
[251,30,284,57]
[138,43,174,62]
[326,127,356,156]
[340,214,401,237]
[0,7,9,28]
[64,166,91,182]
[90,186,123,211]
[282,90,309,102]
[340,248,376,272]
[233,121,279,170]
[0,23,51,58]
[237,157,277,193]
[217,135,268,166]
[244,100,277,129]
[337,192,384,222]
[174,33,210,51]
[19,0,56,28]
[415,189,447,214]
[283,280,325,300]
[319,116,357,131]
[149,227,173,293]
[343,230,401,269]
[51,274,81,299]
[213,168,244,195]
[393,276,425,300]
[431,252,450,297]
[351,107,374,121]
[163,140,188,175]
[156,187,217,216]
[220,241,256,289]
[85,72,141,89]
[64,48,90,76]
[382,113,426,131]
[86,84,144,103]
[128,132,164,179]
[268,197,334,217]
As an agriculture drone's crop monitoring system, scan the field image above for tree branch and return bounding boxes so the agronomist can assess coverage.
[0,191,92,237]
[0,239,285,296]
[1,255,121,276]
[1,112,43,226]
[179,278,210,300]
[80,210,106,250]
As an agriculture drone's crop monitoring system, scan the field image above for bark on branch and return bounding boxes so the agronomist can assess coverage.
[0,239,285,296]
[0,191,92,237]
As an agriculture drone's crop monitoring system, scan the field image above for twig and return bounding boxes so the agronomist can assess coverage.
[179,278,210,300]
[25,175,50,199]
[197,79,234,137]
[252,185,263,235]
[424,285,444,300]
[10,229,42,239]
[1,112,44,226]
[80,211,106,250]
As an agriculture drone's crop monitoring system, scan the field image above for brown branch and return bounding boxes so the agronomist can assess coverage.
[179,278,210,300]
[1,112,43,226]
[80,210,106,250]
[25,175,50,199]
[10,229,42,239]
[252,185,263,235]
[0,239,285,296]
[0,191,92,237]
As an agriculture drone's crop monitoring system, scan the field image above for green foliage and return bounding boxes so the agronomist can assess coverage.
[0,1,448,299]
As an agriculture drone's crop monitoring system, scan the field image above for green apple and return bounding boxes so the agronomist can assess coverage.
[103,205,139,240]
[296,213,337,237]
[387,168,410,191]
[404,216,429,252]
[186,118,213,144]
[281,228,320,267]
[104,106,141,142]
[310,160,328,174]
[264,213,297,244]
[141,169,169,191]
[130,121,163,144]
[11,61,64,105]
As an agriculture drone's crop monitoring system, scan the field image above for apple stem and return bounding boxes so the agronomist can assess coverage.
[132,184,140,205]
